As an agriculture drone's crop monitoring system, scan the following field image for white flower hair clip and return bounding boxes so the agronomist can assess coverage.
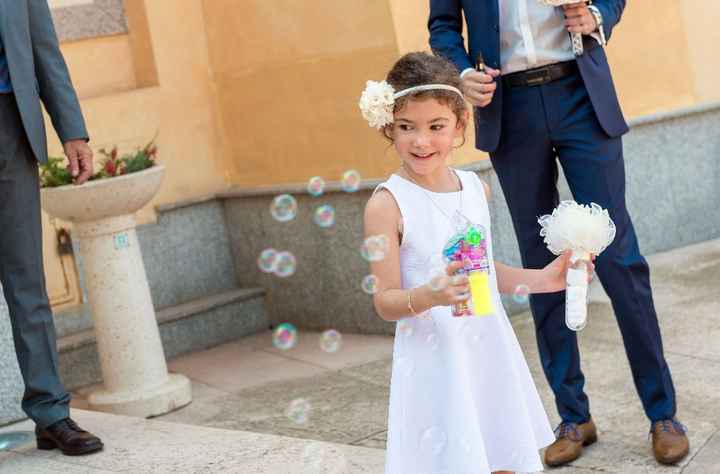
[358,80,465,129]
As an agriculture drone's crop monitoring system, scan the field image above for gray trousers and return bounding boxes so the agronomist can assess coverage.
[0,93,70,429]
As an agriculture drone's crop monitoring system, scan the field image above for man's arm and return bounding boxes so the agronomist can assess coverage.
[590,0,626,41]
[428,0,473,73]
[27,0,88,143]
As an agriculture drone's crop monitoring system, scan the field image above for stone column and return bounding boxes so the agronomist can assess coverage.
[0,292,26,426]
[76,215,191,417]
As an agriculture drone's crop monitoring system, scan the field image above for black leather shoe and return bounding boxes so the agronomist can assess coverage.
[36,418,104,456]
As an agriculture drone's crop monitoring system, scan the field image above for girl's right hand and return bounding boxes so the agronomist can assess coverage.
[429,260,471,306]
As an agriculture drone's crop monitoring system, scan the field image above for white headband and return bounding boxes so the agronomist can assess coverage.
[393,84,464,100]
[358,80,464,129]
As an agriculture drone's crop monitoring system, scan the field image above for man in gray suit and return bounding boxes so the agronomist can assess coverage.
[0,0,102,455]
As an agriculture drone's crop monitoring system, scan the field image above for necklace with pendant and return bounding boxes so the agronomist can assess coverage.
[401,165,471,231]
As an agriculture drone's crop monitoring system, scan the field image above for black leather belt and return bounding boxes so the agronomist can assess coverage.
[502,60,578,88]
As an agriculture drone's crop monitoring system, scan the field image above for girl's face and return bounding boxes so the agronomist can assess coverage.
[390,98,465,176]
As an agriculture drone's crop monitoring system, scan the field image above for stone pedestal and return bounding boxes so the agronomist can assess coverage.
[0,294,26,426]
[41,165,191,418]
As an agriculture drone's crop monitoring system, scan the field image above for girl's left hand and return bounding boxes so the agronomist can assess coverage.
[542,252,595,292]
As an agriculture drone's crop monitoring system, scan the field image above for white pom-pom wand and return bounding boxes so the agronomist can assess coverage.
[538,201,616,330]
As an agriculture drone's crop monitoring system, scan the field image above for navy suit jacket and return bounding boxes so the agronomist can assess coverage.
[429,0,629,152]
[0,0,87,163]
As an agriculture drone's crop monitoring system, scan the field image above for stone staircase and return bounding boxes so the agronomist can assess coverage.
[53,199,270,391]
[54,288,268,390]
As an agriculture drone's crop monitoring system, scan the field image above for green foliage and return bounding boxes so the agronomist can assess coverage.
[39,137,158,188]
[39,157,74,188]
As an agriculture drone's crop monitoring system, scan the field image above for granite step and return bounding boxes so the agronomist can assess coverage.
[57,288,268,390]
[0,408,385,473]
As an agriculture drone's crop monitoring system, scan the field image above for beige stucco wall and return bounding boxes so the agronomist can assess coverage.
[40,0,719,309]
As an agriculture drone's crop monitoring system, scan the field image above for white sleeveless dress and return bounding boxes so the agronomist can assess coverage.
[378,169,555,474]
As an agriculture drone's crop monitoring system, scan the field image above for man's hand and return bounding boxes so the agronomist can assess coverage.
[461,66,501,108]
[563,3,597,35]
[63,139,93,185]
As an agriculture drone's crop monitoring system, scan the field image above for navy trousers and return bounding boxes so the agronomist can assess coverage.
[489,67,676,424]
[0,93,70,428]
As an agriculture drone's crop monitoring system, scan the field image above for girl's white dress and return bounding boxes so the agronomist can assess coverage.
[379,169,555,474]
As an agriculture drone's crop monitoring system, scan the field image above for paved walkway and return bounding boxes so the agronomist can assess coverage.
[1,239,718,473]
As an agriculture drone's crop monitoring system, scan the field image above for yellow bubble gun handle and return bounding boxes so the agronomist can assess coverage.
[468,271,494,316]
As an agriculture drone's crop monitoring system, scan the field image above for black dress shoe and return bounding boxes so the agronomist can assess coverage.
[36,418,104,456]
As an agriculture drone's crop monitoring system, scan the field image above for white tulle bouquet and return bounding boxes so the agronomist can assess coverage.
[538,0,586,56]
[538,201,616,330]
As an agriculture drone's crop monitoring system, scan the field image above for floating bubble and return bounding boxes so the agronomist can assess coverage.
[273,322,298,350]
[274,251,297,277]
[428,267,449,291]
[425,333,439,352]
[301,442,348,474]
[513,284,530,304]
[394,356,415,378]
[461,321,484,345]
[420,426,448,456]
[313,204,336,228]
[320,329,342,353]
[286,398,311,424]
[361,274,379,295]
[341,169,362,193]
[360,234,389,262]
[397,319,414,338]
[270,194,298,222]
[257,248,278,273]
[307,176,325,197]
[458,437,472,454]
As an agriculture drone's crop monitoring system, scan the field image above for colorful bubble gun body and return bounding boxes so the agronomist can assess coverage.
[442,225,494,317]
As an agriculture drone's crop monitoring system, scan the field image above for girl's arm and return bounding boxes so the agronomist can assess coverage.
[495,259,568,295]
[479,178,579,295]
[364,189,469,321]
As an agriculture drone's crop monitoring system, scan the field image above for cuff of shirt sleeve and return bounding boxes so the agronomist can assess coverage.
[588,5,606,46]
[460,67,475,79]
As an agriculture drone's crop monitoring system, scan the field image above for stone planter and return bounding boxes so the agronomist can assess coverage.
[41,165,191,417]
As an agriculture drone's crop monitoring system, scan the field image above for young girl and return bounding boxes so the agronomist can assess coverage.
[362,52,579,474]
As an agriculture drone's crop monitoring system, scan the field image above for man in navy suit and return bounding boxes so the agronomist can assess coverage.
[430,0,689,466]
[1,0,102,455]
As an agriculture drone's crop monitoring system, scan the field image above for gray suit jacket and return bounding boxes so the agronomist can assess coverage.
[0,0,87,163]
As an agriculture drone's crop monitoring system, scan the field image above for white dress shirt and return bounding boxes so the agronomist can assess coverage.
[461,1,604,78]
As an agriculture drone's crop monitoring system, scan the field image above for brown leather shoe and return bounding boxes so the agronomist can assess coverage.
[651,419,689,465]
[36,418,104,456]
[544,419,597,467]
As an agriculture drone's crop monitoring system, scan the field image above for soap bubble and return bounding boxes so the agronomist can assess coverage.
[420,426,447,456]
[397,319,414,338]
[274,251,297,277]
[320,329,342,353]
[394,356,415,378]
[301,442,348,474]
[257,248,278,273]
[360,234,389,262]
[341,169,361,193]
[428,267,449,291]
[286,398,312,424]
[425,333,439,352]
[307,176,325,197]
[361,274,379,295]
[458,437,472,454]
[270,194,298,222]
[513,284,530,304]
[313,204,336,228]
[273,323,298,350]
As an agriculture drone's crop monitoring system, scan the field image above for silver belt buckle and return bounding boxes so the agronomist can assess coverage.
[525,68,551,87]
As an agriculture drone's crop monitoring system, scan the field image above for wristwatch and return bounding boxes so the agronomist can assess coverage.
[587,5,606,45]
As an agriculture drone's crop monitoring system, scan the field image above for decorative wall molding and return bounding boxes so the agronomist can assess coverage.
[50,0,128,42]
